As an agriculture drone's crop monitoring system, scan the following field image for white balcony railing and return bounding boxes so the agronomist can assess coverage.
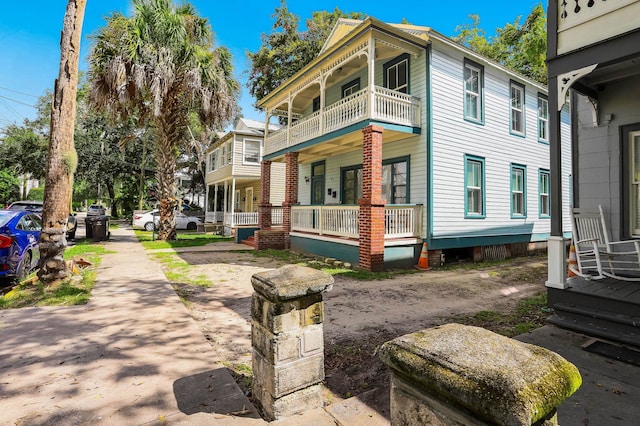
[291,204,422,239]
[265,86,420,156]
[207,207,283,226]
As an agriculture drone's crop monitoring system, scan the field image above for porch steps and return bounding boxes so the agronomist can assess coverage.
[548,302,640,349]
[241,235,256,248]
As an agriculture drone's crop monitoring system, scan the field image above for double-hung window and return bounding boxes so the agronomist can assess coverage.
[538,94,549,143]
[342,78,360,98]
[463,59,483,123]
[465,155,485,218]
[539,169,550,218]
[243,138,261,165]
[511,164,527,217]
[384,54,409,94]
[510,81,525,136]
[227,141,233,164]
[210,150,219,171]
[382,157,409,204]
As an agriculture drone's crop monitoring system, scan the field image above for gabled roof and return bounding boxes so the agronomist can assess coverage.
[206,118,281,154]
[321,18,431,53]
[236,117,281,132]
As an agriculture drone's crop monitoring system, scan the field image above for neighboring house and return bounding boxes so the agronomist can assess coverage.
[545,1,640,346]
[204,118,285,235]
[254,17,572,271]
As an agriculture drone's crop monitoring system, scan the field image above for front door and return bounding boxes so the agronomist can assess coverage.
[311,161,325,205]
[245,187,254,212]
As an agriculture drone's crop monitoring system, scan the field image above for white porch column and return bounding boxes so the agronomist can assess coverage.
[213,183,218,222]
[205,184,210,216]
[546,236,568,289]
[368,37,375,117]
[230,177,237,228]
[223,180,228,224]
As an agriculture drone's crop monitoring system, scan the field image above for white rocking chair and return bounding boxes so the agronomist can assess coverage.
[570,205,640,280]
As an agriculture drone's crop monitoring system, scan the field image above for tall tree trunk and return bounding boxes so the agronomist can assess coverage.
[155,124,178,241]
[38,0,86,284]
[106,178,118,219]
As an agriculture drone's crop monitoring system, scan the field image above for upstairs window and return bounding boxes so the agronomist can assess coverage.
[312,96,320,112]
[384,54,409,94]
[538,94,549,143]
[243,138,261,165]
[342,78,360,98]
[463,59,484,123]
[227,141,233,164]
[510,81,525,136]
[511,164,527,217]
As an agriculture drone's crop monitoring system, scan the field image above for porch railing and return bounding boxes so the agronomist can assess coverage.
[291,204,422,239]
[207,206,283,227]
[265,85,421,156]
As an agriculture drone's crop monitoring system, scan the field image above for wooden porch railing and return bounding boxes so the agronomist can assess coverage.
[265,86,421,156]
[291,204,422,239]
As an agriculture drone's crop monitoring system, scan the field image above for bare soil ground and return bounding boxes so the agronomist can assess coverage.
[163,249,549,409]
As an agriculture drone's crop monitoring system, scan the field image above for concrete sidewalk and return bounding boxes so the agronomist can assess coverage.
[0,225,264,425]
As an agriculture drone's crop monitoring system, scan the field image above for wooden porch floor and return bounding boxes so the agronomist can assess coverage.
[565,276,640,305]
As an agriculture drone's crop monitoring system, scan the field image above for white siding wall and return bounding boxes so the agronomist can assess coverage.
[429,42,572,241]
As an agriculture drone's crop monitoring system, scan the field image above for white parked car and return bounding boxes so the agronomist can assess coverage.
[132,209,202,231]
[87,204,106,216]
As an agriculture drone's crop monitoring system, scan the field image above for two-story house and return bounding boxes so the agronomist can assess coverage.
[204,118,285,236]
[254,17,572,271]
[545,0,640,347]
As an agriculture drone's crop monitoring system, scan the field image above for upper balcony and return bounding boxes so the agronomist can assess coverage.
[258,18,429,162]
[264,86,420,157]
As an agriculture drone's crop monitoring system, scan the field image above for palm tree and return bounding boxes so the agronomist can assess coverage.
[88,0,238,239]
[38,0,86,284]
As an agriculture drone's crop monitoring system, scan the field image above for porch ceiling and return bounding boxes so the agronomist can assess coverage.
[270,125,413,164]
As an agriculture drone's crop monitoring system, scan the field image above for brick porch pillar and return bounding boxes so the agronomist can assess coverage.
[282,152,299,249]
[258,160,272,230]
[359,125,385,272]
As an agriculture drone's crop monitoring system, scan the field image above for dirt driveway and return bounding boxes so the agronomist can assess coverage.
[161,249,548,404]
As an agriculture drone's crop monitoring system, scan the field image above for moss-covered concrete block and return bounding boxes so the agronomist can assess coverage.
[379,324,582,426]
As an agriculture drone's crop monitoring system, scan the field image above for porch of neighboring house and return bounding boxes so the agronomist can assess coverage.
[547,276,640,348]
[204,178,283,237]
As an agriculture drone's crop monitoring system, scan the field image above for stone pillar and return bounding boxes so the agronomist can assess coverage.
[379,324,582,426]
[359,125,385,272]
[282,152,299,249]
[251,265,334,420]
[258,160,272,230]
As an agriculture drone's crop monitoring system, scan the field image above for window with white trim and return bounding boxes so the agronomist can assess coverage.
[465,155,485,218]
[243,138,261,165]
[539,169,550,217]
[464,59,483,123]
[510,81,525,136]
[384,54,409,94]
[227,141,233,164]
[538,94,549,143]
[511,164,527,217]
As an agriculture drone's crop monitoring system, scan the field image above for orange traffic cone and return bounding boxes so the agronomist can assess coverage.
[415,242,432,271]
[567,244,578,278]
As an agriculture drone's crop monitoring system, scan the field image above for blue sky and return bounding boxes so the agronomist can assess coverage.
[0,0,544,130]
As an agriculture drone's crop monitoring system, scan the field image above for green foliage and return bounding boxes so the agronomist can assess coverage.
[26,187,44,201]
[247,1,364,105]
[453,4,547,84]
[0,170,20,205]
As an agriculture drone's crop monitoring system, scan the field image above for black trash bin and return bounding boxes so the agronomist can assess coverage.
[91,215,110,241]
[84,216,96,239]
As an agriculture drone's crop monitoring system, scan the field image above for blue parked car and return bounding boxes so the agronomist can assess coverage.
[0,210,41,283]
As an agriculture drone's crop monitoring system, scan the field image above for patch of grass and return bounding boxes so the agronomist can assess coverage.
[1,270,98,309]
[222,361,253,391]
[148,252,212,287]
[135,230,232,249]
[0,241,108,309]
[451,292,550,337]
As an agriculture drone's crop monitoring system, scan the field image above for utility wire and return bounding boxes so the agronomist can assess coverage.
[0,86,40,99]
[0,94,36,108]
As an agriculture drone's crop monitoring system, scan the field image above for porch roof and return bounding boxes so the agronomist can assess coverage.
[256,17,429,110]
